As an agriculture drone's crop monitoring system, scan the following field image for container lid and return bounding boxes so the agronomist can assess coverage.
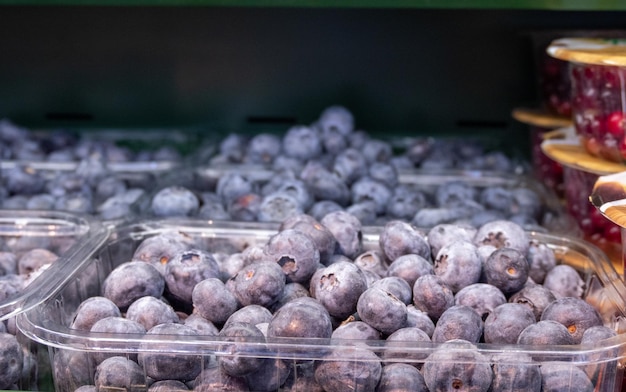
[540,127,626,175]
[511,107,572,129]
[547,37,626,66]
[590,171,626,228]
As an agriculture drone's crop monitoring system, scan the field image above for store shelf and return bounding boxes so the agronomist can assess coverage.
[0,0,625,10]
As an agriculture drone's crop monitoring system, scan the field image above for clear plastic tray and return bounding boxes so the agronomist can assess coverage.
[0,209,106,391]
[16,218,626,391]
[136,164,577,235]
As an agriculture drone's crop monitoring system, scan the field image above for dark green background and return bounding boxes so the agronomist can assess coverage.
[1,4,625,156]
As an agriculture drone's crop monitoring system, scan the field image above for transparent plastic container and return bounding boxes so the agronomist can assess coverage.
[16,218,626,392]
[0,209,106,391]
[135,164,575,236]
[548,38,626,163]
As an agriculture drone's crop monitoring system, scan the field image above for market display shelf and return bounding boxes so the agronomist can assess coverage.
[0,0,625,10]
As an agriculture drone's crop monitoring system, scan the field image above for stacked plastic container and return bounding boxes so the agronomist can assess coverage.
[542,38,626,272]
[0,210,104,390]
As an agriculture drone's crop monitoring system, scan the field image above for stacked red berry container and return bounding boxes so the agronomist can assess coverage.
[542,129,626,273]
[548,38,626,163]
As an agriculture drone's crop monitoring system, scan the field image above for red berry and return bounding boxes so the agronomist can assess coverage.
[605,111,625,137]
[604,224,622,244]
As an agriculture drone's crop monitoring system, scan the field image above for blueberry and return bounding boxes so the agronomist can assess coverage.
[427,223,477,260]
[350,177,392,215]
[0,332,22,389]
[217,321,266,378]
[244,357,292,391]
[0,252,17,276]
[223,305,273,331]
[228,261,286,308]
[527,239,557,284]
[164,249,220,309]
[138,323,202,382]
[183,313,219,336]
[454,283,506,321]
[517,320,575,346]
[148,379,189,391]
[316,105,355,136]
[489,353,541,392]
[386,185,428,220]
[193,366,250,391]
[405,305,436,337]
[132,232,194,276]
[540,363,594,392]
[282,125,322,161]
[192,278,238,325]
[581,325,620,384]
[263,229,320,284]
[314,347,382,392]
[434,240,482,293]
[509,284,557,321]
[422,339,492,392]
[227,193,262,221]
[269,282,311,313]
[412,274,454,320]
[310,261,368,317]
[331,320,381,341]
[333,148,368,185]
[412,207,471,227]
[74,386,97,392]
[382,326,431,365]
[385,254,433,290]
[257,192,302,222]
[354,250,387,278]
[218,133,248,163]
[94,356,145,391]
[301,163,351,206]
[126,296,180,331]
[483,247,529,295]
[378,220,429,263]
[90,316,146,364]
[150,186,200,217]
[216,173,256,205]
[346,201,379,225]
[480,186,514,213]
[435,181,479,208]
[102,261,165,311]
[543,264,585,298]
[320,211,363,259]
[279,214,337,265]
[368,162,398,189]
[244,133,282,164]
[540,297,603,344]
[484,303,536,344]
[376,363,428,392]
[70,296,121,331]
[357,286,407,335]
[271,179,314,211]
[282,361,325,392]
[362,139,393,164]
[370,276,412,305]
[432,304,483,343]
[473,219,530,255]
[307,200,343,222]
[267,297,333,340]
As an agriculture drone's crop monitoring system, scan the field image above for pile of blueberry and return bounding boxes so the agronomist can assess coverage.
[48,215,620,391]
[145,106,564,232]
[0,119,190,220]
[0,229,79,390]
